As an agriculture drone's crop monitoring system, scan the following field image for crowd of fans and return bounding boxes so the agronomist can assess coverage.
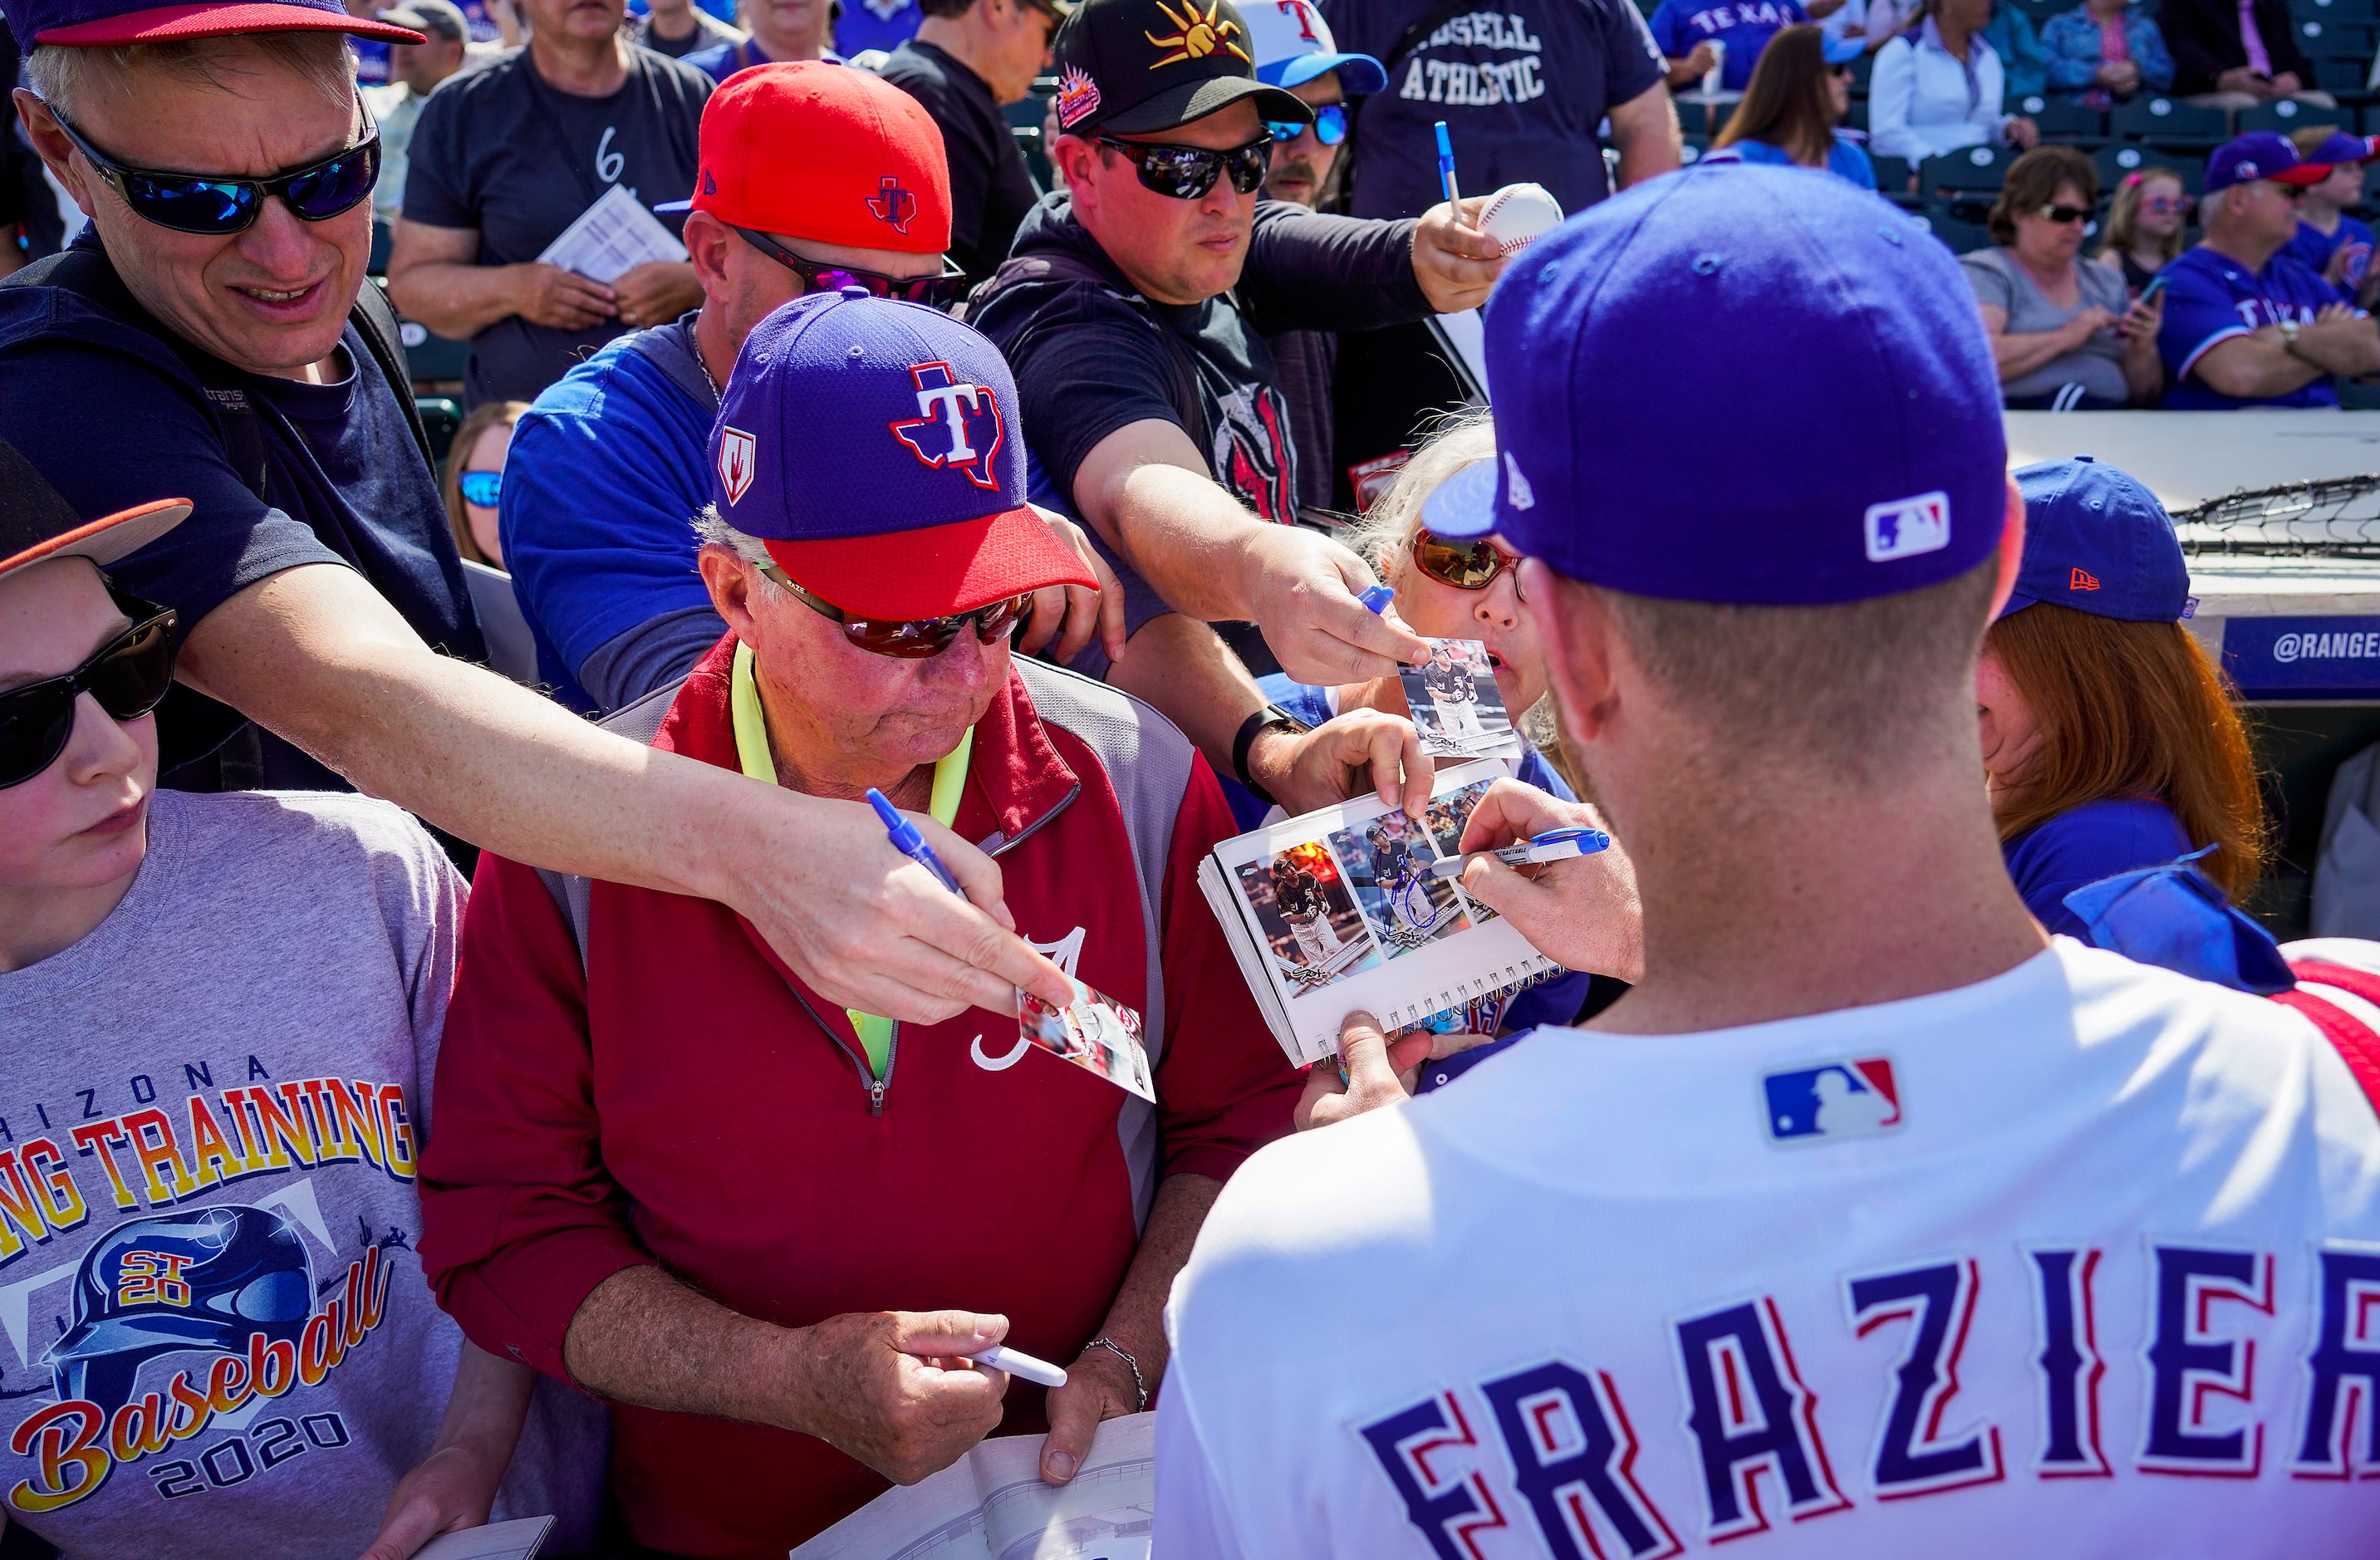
[0,0,2378,1552]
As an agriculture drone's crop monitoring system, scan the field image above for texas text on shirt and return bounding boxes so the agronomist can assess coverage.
[1320,0,1665,218]
[2157,244,2350,409]
[1649,0,1808,92]
[1157,939,2380,1558]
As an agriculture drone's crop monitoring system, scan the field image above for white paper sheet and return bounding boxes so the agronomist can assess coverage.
[413,1515,554,1560]
[789,1414,1154,1560]
[535,184,688,283]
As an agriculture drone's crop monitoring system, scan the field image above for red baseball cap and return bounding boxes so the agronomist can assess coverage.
[20,0,421,47]
[656,61,951,255]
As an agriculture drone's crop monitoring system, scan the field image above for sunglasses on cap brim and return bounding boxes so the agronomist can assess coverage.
[760,563,1033,658]
[0,586,178,790]
[1095,135,1272,200]
[40,96,380,237]
[734,228,970,310]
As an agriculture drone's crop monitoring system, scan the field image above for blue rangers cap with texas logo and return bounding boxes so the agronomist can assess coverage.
[707,289,1097,618]
[1452,164,2008,606]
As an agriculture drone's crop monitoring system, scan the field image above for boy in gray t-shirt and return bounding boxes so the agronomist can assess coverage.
[0,476,601,1556]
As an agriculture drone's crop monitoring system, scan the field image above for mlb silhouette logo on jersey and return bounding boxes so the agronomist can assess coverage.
[1764,1056,1901,1142]
[890,362,1004,490]
[1864,491,1951,563]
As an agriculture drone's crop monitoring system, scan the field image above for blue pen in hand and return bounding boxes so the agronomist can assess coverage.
[866,787,964,897]
[1360,583,1395,614]
[1434,120,1460,207]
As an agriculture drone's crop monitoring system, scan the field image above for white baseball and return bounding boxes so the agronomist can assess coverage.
[1475,182,1564,256]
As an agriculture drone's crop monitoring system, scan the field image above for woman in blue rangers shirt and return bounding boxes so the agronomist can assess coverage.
[1979,458,2267,936]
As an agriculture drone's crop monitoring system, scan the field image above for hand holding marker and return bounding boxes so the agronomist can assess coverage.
[1428,827,1612,879]
[866,789,1072,1391]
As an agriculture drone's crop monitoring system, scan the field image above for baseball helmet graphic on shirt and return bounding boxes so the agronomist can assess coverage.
[42,1205,313,1415]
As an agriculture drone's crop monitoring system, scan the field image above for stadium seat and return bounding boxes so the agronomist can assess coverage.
[2313,53,2373,93]
[2015,95,2108,141]
[1921,142,2019,194]
[1679,134,1711,164]
[416,398,464,469]
[1844,96,1869,131]
[1908,199,1994,253]
[2299,0,2377,21]
[2097,140,2206,194]
[369,219,392,277]
[2109,94,2230,147]
[2236,96,2335,135]
[1871,152,1914,192]
[2294,14,2374,53]
[1008,86,1055,193]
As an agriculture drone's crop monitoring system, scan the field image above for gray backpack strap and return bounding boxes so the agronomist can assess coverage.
[536,678,686,969]
[618,316,719,416]
[1012,658,1198,1232]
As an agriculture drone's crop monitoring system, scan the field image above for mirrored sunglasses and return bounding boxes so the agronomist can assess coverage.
[1095,135,1270,200]
[761,564,1032,659]
[734,228,970,310]
[42,97,380,237]
[1265,104,1347,146]
[459,470,503,509]
[1411,529,1524,598]
[0,592,178,790]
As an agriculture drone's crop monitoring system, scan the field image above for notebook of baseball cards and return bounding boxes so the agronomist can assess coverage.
[1197,758,1569,1068]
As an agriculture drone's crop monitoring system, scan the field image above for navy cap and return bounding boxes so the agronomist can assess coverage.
[2206,130,2330,193]
[2006,457,2188,622]
[1475,164,2006,605]
[707,290,1095,619]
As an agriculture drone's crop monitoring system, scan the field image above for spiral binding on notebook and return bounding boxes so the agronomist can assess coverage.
[1379,955,1561,1031]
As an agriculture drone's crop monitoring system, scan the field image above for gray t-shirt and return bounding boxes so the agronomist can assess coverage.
[0,791,603,1558]
[1960,246,2132,404]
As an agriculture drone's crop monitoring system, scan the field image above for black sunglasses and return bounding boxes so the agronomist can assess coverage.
[1095,135,1271,200]
[2037,203,2091,224]
[0,591,178,790]
[733,228,969,309]
[1264,104,1347,146]
[42,98,380,237]
[760,564,1031,659]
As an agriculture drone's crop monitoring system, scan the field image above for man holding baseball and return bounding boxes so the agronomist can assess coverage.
[1158,164,2380,1553]
[969,0,1505,807]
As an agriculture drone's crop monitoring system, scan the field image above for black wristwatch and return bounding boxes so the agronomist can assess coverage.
[1231,703,1312,807]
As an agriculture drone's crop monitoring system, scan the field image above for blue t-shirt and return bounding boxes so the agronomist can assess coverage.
[2003,796,2193,939]
[1229,673,1595,1033]
[2156,243,2348,410]
[502,329,720,712]
[0,243,483,788]
[1717,135,1877,189]
[683,37,845,80]
[1649,0,1806,90]
[1322,0,1667,219]
[2285,213,2378,292]
[833,0,923,56]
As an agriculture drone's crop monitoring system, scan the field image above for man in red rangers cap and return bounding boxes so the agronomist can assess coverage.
[421,288,1306,1555]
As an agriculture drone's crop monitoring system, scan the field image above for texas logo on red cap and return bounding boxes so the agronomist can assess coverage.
[890,363,1004,490]
[866,176,917,234]
[2070,567,2101,591]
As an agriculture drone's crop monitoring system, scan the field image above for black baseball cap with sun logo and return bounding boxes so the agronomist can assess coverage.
[1050,0,1311,138]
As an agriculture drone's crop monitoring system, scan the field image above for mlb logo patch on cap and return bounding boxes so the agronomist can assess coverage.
[1764,1057,1902,1144]
[1864,492,1950,564]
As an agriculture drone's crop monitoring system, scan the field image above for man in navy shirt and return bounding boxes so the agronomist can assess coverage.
[2157,131,2380,407]
[1320,0,1677,220]
[3,0,1079,1036]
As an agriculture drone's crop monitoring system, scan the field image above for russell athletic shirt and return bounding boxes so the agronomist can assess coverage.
[1159,939,2380,1557]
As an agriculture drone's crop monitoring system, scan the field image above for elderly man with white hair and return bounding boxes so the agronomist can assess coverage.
[1,0,1082,1054]
[419,291,1304,1556]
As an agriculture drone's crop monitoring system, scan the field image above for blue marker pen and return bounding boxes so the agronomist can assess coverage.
[1434,120,1460,207]
[1359,583,1395,614]
[866,787,964,897]
[1427,826,1612,879]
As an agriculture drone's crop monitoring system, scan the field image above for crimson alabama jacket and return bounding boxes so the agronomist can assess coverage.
[418,635,1300,1558]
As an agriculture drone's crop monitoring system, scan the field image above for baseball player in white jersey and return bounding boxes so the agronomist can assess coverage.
[1156,164,2380,1558]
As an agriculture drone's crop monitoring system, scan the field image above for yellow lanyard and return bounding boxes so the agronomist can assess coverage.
[731,640,973,1077]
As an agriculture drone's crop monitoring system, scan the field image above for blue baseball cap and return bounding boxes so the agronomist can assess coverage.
[1240,0,1388,94]
[1468,164,2007,606]
[2006,457,2188,622]
[10,0,421,47]
[2205,130,2330,193]
[1823,32,1867,64]
[707,290,1096,619]
[2302,130,2380,166]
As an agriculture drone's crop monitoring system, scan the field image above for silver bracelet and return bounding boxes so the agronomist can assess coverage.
[1085,1337,1149,1410]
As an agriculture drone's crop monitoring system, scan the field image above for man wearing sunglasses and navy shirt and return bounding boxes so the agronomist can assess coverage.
[420,289,1304,1554]
[2,0,1083,1106]
[2157,130,2380,408]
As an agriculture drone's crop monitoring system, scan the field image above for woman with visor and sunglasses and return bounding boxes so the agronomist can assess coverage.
[0,453,605,1556]
[1962,144,2165,409]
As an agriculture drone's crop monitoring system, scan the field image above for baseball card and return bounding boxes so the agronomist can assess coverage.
[1326,810,1471,958]
[1401,638,1519,761]
[1421,778,1501,922]
[1230,842,1383,993]
[1015,978,1156,1102]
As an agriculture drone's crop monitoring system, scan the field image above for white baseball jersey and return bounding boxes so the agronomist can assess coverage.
[1158,939,2380,1558]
